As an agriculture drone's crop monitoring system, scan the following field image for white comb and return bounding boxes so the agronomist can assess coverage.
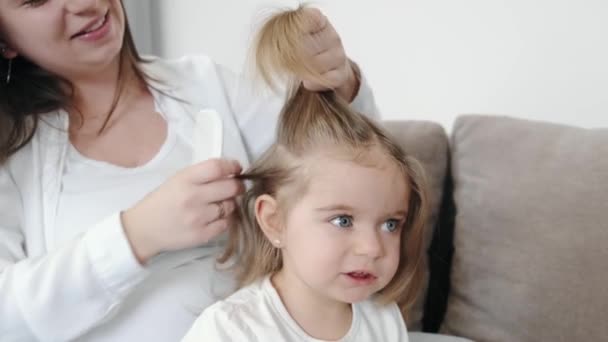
[191,109,223,164]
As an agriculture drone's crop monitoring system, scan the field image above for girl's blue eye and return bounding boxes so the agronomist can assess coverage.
[382,219,402,233]
[330,215,353,229]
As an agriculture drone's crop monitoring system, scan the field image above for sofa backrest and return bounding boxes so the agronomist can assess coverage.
[441,115,608,342]
[383,120,451,331]
[386,116,608,341]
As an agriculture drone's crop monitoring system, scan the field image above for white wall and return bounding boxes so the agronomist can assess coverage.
[124,1,154,54]
[155,0,608,131]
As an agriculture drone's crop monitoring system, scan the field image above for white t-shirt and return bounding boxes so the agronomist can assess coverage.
[182,276,409,342]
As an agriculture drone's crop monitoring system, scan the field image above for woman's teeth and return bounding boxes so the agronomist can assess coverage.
[85,16,105,33]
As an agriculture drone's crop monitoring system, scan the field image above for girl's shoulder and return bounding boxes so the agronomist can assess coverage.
[357,298,401,311]
[208,278,267,314]
[351,300,409,340]
[182,279,268,341]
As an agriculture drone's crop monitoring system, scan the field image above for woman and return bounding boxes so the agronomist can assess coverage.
[0,0,378,341]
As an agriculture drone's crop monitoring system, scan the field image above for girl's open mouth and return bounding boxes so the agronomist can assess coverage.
[345,271,378,285]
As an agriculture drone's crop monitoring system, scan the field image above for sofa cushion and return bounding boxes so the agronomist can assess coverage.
[410,332,473,342]
[383,120,450,330]
[442,115,608,341]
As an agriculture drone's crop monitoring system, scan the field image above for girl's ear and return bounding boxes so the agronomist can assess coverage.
[254,194,284,247]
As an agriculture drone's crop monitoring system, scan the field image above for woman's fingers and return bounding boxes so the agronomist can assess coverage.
[307,45,346,75]
[300,7,327,34]
[199,178,245,203]
[122,158,245,264]
[200,199,237,225]
[296,7,355,96]
[186,159,242,184]
[302,22,340,56]
[303,65,350,91]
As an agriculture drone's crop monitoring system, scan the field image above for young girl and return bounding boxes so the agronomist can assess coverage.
[182,6,428,342]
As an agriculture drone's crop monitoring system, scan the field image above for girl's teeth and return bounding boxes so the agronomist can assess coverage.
[351,272,369,277]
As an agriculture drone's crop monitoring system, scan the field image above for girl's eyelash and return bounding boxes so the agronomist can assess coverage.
[382,218,405,233]
[23,0,46,7]
[330,215,353,229]
[329,216,405,232]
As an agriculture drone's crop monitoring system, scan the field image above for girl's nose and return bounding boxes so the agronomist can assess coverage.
[353,229,385,259]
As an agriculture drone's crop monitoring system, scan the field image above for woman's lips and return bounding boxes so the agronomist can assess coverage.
[71,12,109,40]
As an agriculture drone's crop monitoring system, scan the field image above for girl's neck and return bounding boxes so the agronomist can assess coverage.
[271,271,353,340]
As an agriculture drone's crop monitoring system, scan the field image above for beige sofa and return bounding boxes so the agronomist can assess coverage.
[391,115,608,342]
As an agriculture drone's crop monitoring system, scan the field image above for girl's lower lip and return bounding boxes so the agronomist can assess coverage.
[344,272,377,285]
[75,13,110,42]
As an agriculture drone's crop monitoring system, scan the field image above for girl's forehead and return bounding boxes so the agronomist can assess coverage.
[301,151,407,193]
[276,145,409,202]
[297,156,410,214]
[302,146,403,175]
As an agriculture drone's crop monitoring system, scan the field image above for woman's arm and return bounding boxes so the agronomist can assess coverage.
[0,166,148,341]
[219,63,380,160]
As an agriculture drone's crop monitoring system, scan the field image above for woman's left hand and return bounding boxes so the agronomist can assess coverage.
[298,8,360,102]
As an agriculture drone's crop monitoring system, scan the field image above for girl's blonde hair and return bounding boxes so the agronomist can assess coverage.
[219,5,429,318]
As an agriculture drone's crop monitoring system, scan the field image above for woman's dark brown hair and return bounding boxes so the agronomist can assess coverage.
[0,1,150,163]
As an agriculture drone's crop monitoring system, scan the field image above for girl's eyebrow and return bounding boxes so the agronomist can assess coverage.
[388,209,407,216]
[314,204,355,212]
[315,205,408,218]
[387,210,408,219]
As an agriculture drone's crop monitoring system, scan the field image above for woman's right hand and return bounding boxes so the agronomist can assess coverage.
[121,159,244,265]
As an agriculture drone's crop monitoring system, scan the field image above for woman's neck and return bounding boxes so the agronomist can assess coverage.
[68,55,145,135]
[271,270,353,340]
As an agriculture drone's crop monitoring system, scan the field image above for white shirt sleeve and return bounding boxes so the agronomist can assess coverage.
[0,166,149,341]
[216,64,381,160]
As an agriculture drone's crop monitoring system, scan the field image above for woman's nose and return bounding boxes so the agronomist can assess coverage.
[64,0,101,15]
